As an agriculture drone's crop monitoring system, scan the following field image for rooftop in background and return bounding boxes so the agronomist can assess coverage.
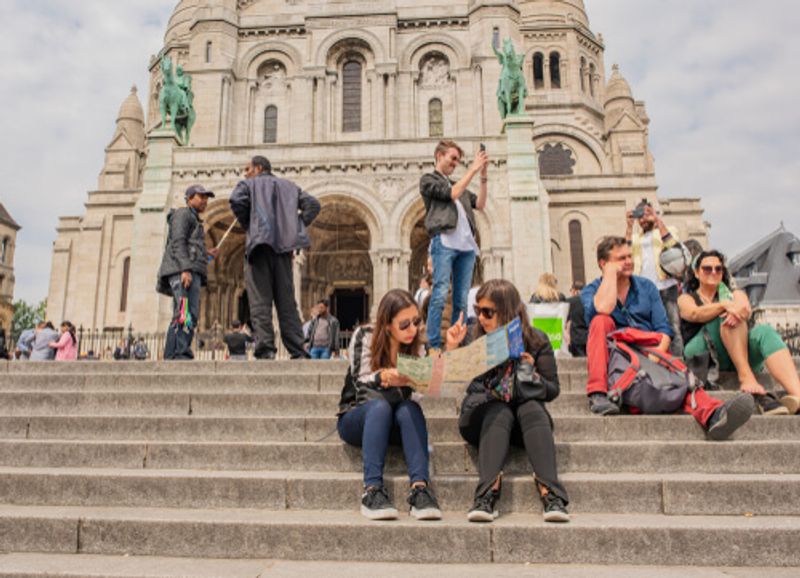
[730,225,800,307]
[0,203,20,231]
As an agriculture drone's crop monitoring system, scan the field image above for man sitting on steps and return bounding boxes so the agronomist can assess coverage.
[580,236,754,440]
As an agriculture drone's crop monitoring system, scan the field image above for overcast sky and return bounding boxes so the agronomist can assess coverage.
[2,0,798,304]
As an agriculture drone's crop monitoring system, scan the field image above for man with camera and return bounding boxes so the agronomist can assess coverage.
[625,199,685,356]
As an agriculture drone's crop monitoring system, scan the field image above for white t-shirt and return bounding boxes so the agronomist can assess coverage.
[639,231,677,291]
[440,199,480,255]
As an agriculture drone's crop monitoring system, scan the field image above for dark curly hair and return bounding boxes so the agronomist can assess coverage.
[685,249,732,293]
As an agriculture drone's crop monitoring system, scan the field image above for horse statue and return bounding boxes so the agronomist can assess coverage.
[494,38,528,119]
[159,56,196,145]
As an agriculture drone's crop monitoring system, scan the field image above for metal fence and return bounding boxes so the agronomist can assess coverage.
[777,326,800,357]
[6,326,354,361]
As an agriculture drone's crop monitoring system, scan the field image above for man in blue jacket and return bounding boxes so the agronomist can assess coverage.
[230,156,320,360]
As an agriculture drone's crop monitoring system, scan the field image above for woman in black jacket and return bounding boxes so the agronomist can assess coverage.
[446,279,569,523]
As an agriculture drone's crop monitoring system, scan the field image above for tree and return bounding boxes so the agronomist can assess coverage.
[11,299,47,341]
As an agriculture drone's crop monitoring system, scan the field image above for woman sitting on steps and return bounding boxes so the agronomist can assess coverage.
[337,289,441,521]
[679,250,800,415]
[447,279,570,523]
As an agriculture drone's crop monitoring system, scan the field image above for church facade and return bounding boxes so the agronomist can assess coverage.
[0,203,20,332]
[47,0,709,334]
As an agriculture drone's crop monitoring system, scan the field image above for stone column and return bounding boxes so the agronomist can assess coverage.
[503,115,552,299]
[386,73,397,138]
[128,129,180,333]
[293,251,305,318]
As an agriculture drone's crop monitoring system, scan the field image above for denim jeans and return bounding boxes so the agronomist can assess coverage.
[427,235,477,348]
[310,346,332,359]
[164,273,201,360]
[338,398,430,488]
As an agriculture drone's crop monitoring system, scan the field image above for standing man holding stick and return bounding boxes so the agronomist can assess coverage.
[230,156,321,360]
[420,140,489,351]
[156,185,218,360]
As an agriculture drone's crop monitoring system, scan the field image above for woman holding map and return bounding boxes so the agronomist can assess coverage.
[447,279,570,523]
[337,289,442,522]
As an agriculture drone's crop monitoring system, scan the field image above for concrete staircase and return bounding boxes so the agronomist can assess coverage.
[0,358,799,575]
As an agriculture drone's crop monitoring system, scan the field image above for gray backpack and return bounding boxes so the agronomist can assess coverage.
[606,328,701,414]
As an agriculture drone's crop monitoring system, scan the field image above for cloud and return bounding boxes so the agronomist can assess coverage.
[590,0,800,256]
[2,0,797,304]
[0,0,173,304]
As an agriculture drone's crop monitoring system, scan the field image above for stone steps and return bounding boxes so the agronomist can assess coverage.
[1,555,796,578]
[0,467,797,516]
[0,438,797,475]
[0,506,798,566]
[1,360,799,571]
[0,390,754,418]
[0,370,778,394]
[1,414,797,443]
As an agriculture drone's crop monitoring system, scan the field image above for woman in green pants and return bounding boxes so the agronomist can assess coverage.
[679,250,800,414]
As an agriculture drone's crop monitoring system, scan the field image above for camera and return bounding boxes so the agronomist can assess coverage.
[479,143,486,153]
[632,199,649,219]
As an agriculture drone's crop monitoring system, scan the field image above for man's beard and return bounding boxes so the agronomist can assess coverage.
[640,221,655,233]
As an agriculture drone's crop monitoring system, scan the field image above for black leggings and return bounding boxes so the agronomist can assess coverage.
[460,399,568,503]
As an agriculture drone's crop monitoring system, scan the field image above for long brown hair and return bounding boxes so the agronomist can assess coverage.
[370,289,425,371]
[475,279,548,352]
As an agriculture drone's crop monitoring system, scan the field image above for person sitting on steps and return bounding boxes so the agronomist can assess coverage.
[581,236,754,440]
[447,279,570,523]
[679,250,800,415]
[337,289,442,521]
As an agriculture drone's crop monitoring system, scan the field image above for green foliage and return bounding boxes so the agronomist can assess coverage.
[11,299,47,341]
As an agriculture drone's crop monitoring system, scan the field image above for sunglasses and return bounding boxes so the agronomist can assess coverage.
[700,265,724,274]
[473,306,497,320]
[397,317,422,331]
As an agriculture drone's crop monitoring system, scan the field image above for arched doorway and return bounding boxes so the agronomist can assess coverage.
[304,199,373,332]
[202,205,247,332]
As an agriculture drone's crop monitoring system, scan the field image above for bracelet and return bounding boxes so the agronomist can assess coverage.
[480,177,488,183]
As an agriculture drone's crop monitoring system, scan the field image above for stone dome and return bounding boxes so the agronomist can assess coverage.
[519,0,590,29]
[165,0,200,44]
[117,86,145,125]
[604,64,635,110]
[113,86,145,149]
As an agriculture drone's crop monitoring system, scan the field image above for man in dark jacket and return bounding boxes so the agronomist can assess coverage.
[230,156,321,359]
[305,299,340,359]
[156,184,218,359]
[420,140,488,350]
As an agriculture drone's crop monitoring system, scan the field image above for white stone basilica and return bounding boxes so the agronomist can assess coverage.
[47,0,709,334]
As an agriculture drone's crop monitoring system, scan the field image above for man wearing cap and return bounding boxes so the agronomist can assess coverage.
[230,156,321,360]
[157,185,219,359]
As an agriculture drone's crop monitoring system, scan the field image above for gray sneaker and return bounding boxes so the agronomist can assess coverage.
[361,486,398,521]
[707,393,755,441]
[589,392,620,416]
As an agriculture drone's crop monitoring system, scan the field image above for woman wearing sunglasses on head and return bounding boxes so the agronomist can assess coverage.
[337,289,442,521]
[679,250,800,415]
[446,279,569,523]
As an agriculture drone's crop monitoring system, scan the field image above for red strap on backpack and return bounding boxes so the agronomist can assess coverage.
[608,340,641,396]
[608,327,663,347]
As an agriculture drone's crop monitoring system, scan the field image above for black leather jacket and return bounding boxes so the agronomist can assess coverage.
[458,331,561,428]
[419,171,478,238]
[156,207,207,295]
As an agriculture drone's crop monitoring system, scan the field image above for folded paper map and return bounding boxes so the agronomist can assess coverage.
[398,318,524,398]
